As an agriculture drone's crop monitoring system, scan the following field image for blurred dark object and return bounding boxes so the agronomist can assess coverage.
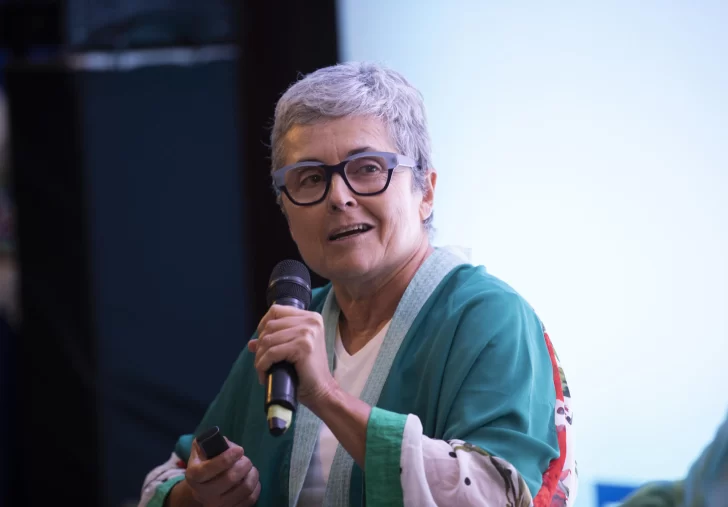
[0,89,12,257]
[238,1,337,320]
[67,2,238,50]
[0,0,236,54]
[6,49,250,506]
[7,63,101,506]
[3,0,338,505]
[0,1,62,55]
[0,188,14,255]
[0,313,23,507]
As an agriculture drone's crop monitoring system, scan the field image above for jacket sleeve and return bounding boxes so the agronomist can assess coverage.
[364,291,567,506]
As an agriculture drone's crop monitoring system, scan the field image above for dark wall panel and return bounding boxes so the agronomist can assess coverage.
[7,54,251,506]
[4,0,340,505]
[238,1,339,320]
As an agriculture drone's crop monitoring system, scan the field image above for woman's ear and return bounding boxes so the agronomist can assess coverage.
[419,169,437,221]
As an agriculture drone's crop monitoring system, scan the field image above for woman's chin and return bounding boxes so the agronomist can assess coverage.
[321,253,377,282]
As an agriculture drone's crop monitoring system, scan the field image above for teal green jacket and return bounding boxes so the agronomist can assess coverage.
[148,249,561,506]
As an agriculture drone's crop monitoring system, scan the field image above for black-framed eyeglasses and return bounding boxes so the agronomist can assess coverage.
[271,151,418,206]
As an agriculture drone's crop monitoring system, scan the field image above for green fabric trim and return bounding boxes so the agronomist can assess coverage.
[365,407,408,507]
[175,434,195,463]
[321,248,466,506]
[147,475,185,507]
[287,287,338,507]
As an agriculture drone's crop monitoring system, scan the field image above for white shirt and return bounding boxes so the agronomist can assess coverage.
[296,322,390,507]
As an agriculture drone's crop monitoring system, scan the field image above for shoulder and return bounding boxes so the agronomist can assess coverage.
[440,264,541,331]
[424,264,550,377]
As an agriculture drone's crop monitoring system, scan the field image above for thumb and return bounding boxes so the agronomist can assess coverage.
[188,440,203,464]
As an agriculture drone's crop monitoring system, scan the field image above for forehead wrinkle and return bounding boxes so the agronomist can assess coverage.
[283,117,396,166]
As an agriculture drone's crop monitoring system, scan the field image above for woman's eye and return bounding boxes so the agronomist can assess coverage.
[301,173,323,185]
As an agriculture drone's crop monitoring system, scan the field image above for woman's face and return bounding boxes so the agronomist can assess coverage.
[280,116,435,285]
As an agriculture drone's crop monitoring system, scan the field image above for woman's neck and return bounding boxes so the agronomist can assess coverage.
[334,241,433,354]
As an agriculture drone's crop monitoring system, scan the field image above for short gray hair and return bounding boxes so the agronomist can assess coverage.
[270,62,434,231]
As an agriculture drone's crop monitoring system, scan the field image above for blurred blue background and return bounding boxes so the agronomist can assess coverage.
[338,2,728,506]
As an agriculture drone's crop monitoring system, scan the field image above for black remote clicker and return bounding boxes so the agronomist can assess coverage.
[196,426,229,459]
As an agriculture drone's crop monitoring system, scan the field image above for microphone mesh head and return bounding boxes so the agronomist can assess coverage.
[267,260,312,309]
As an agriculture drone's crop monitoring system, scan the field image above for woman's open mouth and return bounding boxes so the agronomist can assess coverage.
[328,224,374,241]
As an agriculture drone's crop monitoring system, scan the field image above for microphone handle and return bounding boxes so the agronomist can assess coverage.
[266,361,298,436]
[264,296,305,436]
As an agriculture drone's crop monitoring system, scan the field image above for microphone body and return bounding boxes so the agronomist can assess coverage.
[264,260,312,436]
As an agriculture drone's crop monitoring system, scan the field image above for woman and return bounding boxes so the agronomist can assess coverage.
[140,62,576,507]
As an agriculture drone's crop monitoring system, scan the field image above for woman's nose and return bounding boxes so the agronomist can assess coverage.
[327,173,356,210]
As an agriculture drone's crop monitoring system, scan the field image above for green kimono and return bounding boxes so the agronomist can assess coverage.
[147,248,562,506]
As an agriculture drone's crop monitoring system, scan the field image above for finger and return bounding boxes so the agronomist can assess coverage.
[188,440,202,466]
[254,329,300,382]
[242,465,260,495]
[259,315,307,338]
[241,467,262,507]
[255,342,303,377]
[256,304,304,335]
[256,328,299,355]
[185,441,244,484]
[256,305,281,336]
[247,481,262,507]
[221,466,260,507]
[219,456,254,496]
[189,452,251,501]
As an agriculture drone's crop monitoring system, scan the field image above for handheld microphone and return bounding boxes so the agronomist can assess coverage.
[264,260,312,436]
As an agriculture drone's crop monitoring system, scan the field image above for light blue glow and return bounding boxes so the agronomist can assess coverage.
[339,2,728,506]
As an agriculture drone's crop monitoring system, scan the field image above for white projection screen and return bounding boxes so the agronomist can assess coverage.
[338,2,728,506]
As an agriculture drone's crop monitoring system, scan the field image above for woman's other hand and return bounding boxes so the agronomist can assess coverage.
[181,438,260,507]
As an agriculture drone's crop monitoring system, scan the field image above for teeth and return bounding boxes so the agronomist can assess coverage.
[331,224,370,239]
